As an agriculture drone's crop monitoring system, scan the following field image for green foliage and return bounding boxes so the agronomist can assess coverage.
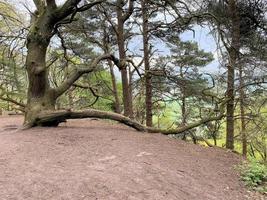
[239,161,267,192]
[153,101,180,129]
[167,38,214,68]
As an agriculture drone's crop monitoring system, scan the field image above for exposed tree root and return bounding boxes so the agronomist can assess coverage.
[24,109,225,135]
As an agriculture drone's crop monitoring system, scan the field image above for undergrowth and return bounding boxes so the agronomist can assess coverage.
[238,160,267,193]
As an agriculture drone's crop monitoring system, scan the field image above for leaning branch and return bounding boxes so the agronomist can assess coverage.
[56,0,104,22]
[122,0,135,22]
[28,108,225,135]
[54,54,119,98]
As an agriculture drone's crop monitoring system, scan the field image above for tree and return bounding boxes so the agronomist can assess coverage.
[0,0,26,112]
[23,0,117,125]
[166,38,214,125]
[96,0,135,118]
[225,0,240,150]
[207,0,267,154]
[141,0,153,126]
[55,5,122,113]
[0,0,227,138]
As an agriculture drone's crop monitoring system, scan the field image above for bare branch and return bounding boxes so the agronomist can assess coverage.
[0,95,25,109]
[57,0,80,16]
[123,0,135,22]
[54,54,119,98]
[56,0,104,22]
[76,0,104,12]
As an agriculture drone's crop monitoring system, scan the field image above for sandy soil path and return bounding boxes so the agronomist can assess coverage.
[0,116,263,200]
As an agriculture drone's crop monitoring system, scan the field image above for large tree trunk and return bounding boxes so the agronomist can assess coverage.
[226,0,240,150]
[142,0,153,127]
[24,12,56,125]
[23,0,107,126]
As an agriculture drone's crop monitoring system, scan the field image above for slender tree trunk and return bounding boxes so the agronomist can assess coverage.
[226,0,240,150]
[181,96,187,124]
[128,67,134,116]
[68,89,74,108]
[178,65,189,141]
[180,66,187,125]
[116,4,133,118]
[239,64,247,156]
[108,60,121,113]
[213,133,217,146]
[226,63,235,149]
[66,67,74,108]
[142,0,153,127]
[181,88,187,140]
[103,25,121,114]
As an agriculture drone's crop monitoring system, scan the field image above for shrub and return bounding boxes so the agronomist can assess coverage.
[239,161,267,192]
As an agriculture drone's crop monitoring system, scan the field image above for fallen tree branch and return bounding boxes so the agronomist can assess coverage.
[27,109,225,135]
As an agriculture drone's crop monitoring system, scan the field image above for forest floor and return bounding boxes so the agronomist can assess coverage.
[0,115,265,200]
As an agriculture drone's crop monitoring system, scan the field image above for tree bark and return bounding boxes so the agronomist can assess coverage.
[226,63,235,150]
[226,0,240,150]
[26,108,225,136]
[108,60,121,113]
[239,64,247,156]
[102,24,121,114]
[116,0,133,118]
[24,9,56,125]
[181,96,186,124]
[180,66,187,125]
[142,0,153,127]
[128,65,134,116]
[24,0,108,125]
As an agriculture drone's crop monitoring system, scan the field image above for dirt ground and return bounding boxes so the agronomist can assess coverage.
[0,116,264,200]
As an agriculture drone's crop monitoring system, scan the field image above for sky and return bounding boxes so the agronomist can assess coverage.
[10,0,64,9]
